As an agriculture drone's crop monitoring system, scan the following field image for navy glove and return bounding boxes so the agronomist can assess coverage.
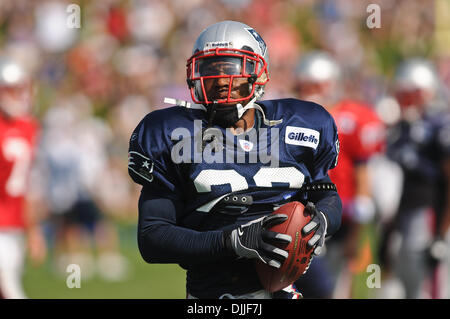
[302,202,328,256]
[224,214,292,268]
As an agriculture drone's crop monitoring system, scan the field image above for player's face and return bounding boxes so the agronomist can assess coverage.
[201,60,252,106]
[0,82,32,118]
[395,88,431,109]
[297,81,327,97]
[296,80,334,107]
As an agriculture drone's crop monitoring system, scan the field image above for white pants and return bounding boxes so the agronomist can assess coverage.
[0,230,27,299]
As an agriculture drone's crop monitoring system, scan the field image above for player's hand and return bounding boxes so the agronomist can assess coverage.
[224,214,292,268]
[302,202,328,256]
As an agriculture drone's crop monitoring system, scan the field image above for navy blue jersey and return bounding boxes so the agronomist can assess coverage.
[128,98,340,297]
[129,98,338,222]
[387,109,450,212]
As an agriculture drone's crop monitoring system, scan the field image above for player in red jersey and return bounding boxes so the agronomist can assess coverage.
[292,51,385,298]
[329,99,385,224]
[0,56,45,298]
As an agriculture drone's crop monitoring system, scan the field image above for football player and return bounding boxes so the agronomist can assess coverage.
[0,56,45,298]
[385,58,450,298]
[292,51,385,298]
[128,21,342,299]
[31,98,129,282]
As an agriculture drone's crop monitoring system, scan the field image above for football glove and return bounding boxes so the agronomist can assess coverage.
[224,214,292,268]
[302,202,328,256]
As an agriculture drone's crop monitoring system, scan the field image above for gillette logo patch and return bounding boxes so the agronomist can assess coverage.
[285,126,320,149]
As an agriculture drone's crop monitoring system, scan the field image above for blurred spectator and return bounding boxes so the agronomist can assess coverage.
[34,1,79,53]
[31,94,129,281]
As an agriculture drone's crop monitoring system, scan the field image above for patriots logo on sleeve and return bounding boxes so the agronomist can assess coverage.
[128,151,154,183]
[334,138,340,168]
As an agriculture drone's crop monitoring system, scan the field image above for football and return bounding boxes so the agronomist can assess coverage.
[255,201,315,292]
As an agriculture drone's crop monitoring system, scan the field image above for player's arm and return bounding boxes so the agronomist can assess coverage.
[301,112,343,255]
[353,161,376,221]
[300,176,342,256]
[138,188,291,268]
[138,189,291,268]
[342,161,374,258]
[137,188,228,265]
[24,127,48,266]
[24,193,48,266]
[305,175,342,237]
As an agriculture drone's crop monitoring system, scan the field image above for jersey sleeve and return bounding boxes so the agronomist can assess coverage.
[311,112,340,181]
[128,114,183,200]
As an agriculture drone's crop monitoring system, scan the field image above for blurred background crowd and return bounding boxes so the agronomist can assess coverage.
[0,0,449,298]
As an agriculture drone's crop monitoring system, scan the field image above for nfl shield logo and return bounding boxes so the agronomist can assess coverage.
[239,139,254,152]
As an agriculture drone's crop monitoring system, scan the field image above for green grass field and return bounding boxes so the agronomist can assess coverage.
[23,224,187,299]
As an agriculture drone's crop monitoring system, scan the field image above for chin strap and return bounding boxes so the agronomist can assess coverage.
[235,97,283,127]
[254,103,283,127]
[164,97,282,127]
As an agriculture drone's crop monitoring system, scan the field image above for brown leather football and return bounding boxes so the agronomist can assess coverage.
[255,201,314,292]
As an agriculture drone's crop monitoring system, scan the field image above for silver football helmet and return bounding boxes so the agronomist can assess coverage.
[393,58,438,93]
[0,56,28,87]
[393,58,442,112]
[294,51,341,107]
[186,20,270,105]
[0,56,32,118]
[295,51,341,84]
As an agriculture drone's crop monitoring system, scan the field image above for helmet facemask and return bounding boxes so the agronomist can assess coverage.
[186,47,269,106]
